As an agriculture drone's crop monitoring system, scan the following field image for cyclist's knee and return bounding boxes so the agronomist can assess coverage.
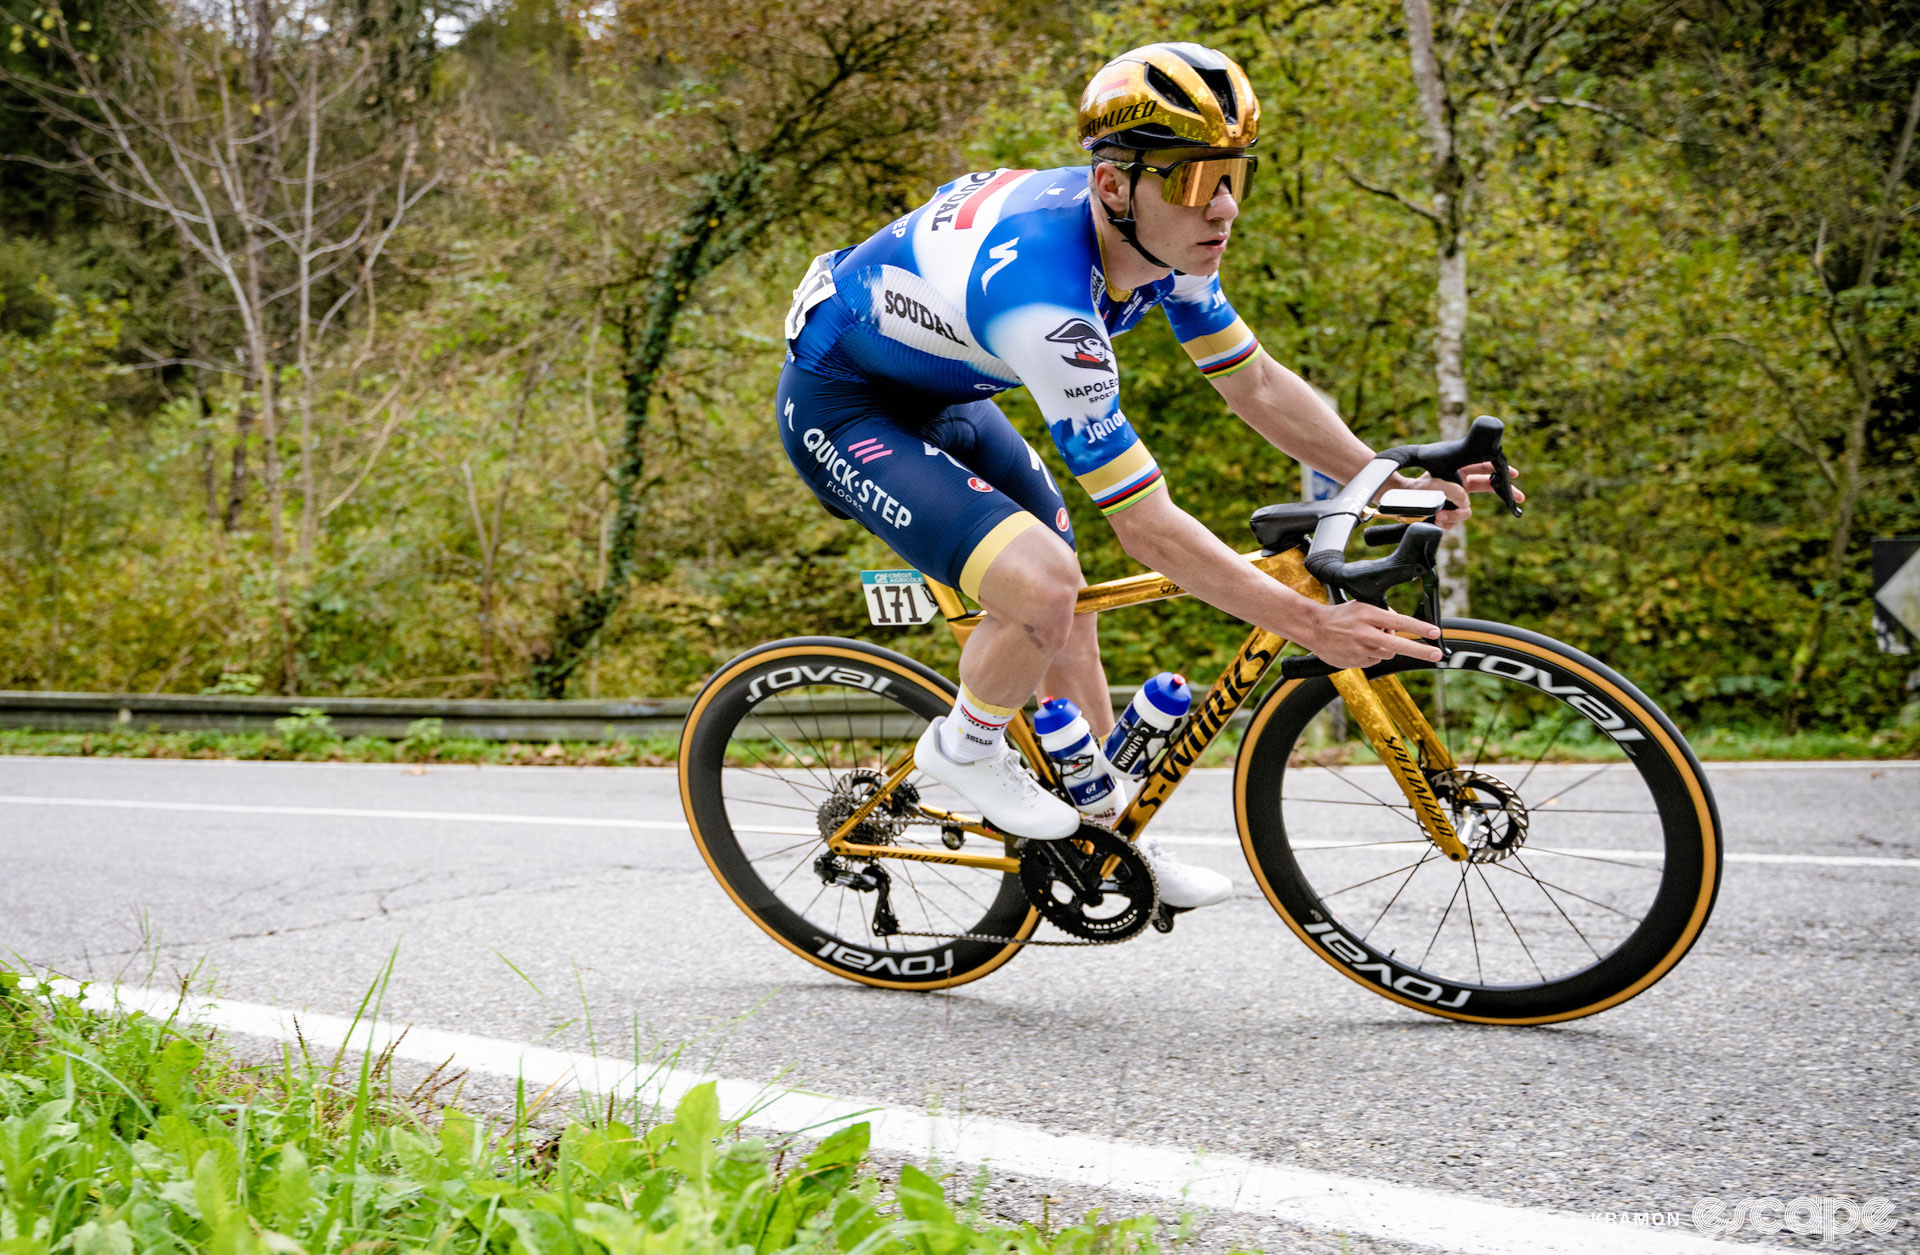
[976,529,1081,653]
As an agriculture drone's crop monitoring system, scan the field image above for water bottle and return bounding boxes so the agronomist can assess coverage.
[1103,672,1192,781]
[1033,696,1121,815]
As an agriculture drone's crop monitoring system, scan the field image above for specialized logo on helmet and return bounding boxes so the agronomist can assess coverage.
[1046,318,1114,373]
[1077,42,1260,152]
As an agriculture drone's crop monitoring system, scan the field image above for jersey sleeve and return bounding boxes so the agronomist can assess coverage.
[979,298,1164,516]
[1164,271,1263,381]
[969,216,1165,516]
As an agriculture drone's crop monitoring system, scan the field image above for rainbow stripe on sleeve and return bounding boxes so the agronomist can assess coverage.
[1182,317,1264,380]
[1076,442,1165,516]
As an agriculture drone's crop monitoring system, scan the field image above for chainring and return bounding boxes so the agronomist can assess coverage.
[1018,824,1158,942]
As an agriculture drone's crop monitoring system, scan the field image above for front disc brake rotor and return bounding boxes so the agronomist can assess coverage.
[1429,769,1530,864]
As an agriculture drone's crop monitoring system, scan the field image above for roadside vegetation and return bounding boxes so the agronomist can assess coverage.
[2,709,1914,766]
[0,1,1915,740]
[0,970,1183,1254]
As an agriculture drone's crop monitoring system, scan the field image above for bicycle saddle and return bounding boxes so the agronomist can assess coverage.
[1248,499,1345,549]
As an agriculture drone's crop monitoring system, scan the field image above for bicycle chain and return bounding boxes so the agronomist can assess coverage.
[877,826,1164,948]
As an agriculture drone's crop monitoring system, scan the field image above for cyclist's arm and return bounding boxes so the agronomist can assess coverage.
[1209,355,1525,516]
[1105,485,1440,668]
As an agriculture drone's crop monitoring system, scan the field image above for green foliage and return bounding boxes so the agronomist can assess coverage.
[0,0,1913,737]
[0,973,1192,1254]
[271,708,342,756]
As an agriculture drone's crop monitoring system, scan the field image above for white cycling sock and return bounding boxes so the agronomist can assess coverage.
[940,684,1018,763]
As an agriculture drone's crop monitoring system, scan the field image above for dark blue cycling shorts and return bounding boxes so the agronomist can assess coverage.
[776,358,1075,598]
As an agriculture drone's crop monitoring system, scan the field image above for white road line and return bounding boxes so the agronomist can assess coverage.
[5,794,1916,868]
[46,980,1772,1255]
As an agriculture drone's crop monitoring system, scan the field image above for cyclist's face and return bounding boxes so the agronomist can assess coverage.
[1132,167,1240,276]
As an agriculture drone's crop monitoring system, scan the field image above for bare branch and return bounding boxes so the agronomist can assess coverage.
[1501,94,1685,143]
[1333,158,1441,224]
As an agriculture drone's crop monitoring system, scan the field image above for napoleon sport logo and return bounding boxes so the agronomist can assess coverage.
[1045,318,1114,373]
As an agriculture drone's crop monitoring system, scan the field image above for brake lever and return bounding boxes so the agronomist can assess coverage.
[1489,448,1523,518]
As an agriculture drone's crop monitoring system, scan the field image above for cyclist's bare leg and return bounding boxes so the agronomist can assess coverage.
[960,525,1099,718]
[1042,611,1113,739]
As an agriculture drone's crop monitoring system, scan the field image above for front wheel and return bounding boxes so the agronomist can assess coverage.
[679,637,1038,990]
[1236,619,1722,1024]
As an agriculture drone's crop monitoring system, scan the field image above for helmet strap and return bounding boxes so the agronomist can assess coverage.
[1101,163,1176,272]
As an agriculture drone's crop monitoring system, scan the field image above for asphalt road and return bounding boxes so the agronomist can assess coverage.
[3,756,1916,1253]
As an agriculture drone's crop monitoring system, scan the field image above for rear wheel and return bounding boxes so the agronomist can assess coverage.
[679,637,1037,989]
[1236,620,1721,1024]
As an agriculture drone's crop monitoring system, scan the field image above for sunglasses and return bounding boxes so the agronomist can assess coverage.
[1116,152,1258,206]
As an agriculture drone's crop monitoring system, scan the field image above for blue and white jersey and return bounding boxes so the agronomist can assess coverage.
[786,165,1264,514]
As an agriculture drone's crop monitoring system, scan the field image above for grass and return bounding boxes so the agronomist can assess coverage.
[0,969,1189,1254]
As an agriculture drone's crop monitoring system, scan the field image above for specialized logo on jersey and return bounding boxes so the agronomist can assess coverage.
[1046,318,1115,373]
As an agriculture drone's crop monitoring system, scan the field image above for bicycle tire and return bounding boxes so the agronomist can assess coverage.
[679,636,1037,990]
[1236,619,1721,1024]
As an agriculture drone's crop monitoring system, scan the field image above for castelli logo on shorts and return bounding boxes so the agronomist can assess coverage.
[1056,507,1070,531]
[967,477,992,493]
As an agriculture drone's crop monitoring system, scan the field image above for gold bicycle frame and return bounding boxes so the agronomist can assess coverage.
[824,542,1471,867]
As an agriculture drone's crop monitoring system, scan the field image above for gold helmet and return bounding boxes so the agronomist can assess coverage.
[1078,42,1260,154]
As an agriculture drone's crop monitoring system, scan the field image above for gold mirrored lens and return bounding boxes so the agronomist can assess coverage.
[1159,156,1255,206]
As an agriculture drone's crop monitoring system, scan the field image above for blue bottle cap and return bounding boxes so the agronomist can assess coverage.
[1032,696,1081,735]
[1142,672,1192,716]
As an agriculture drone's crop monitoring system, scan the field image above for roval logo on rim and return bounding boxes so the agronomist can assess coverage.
[1443,649,1645,743]
[1304,921,1471,1008]
[745,663,896,703]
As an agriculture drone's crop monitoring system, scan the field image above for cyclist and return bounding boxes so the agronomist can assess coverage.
[777,43,1518,908]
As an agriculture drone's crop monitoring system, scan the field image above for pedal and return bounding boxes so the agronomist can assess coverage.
[1151,903,1181,933]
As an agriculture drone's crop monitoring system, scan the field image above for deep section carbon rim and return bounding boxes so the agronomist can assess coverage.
[680,638,1035,989]
[1238,621,1720,1023]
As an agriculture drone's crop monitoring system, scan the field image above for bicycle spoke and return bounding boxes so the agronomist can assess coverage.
[747,836,823,865]
[1512,710,1577,792]
[1529,761,1626,810]
[1497,855,1644,925]
[1320,856,1438,901]
[1523,847,1666,873]
[1493,859,1606,962]
[1417,862,1472,970]
[1465,682,1513,770]
[1363,847,1441,941]
[1470,863,1545,983]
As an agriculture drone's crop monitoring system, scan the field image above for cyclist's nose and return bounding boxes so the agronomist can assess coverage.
[1208,180,1239,224]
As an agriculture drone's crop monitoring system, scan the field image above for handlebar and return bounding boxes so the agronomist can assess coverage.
[1271,415,1520,678]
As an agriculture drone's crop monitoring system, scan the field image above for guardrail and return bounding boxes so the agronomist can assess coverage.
[0,687,1217,743]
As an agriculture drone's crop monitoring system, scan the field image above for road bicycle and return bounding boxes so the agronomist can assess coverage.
[678,418,1722,1024]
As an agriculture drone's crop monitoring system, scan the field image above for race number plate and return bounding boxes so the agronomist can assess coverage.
[860,569,940,627]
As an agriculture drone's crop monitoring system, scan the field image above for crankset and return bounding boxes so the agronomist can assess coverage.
[1017,823,1158,942]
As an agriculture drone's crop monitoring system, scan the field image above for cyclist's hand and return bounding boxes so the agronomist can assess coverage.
[1304,602,1443,670]
[1404,464,1524,531]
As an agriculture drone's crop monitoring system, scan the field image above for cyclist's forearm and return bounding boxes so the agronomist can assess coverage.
[1112,496,1324,639]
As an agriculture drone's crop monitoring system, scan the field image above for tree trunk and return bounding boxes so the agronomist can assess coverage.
[1403,0,1472,618]
[531,185,747,696]
[1782,71,1920,728]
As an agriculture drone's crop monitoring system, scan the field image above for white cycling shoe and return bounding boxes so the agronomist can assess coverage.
[914,719,1080,841]
[1135,833,1233,909]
